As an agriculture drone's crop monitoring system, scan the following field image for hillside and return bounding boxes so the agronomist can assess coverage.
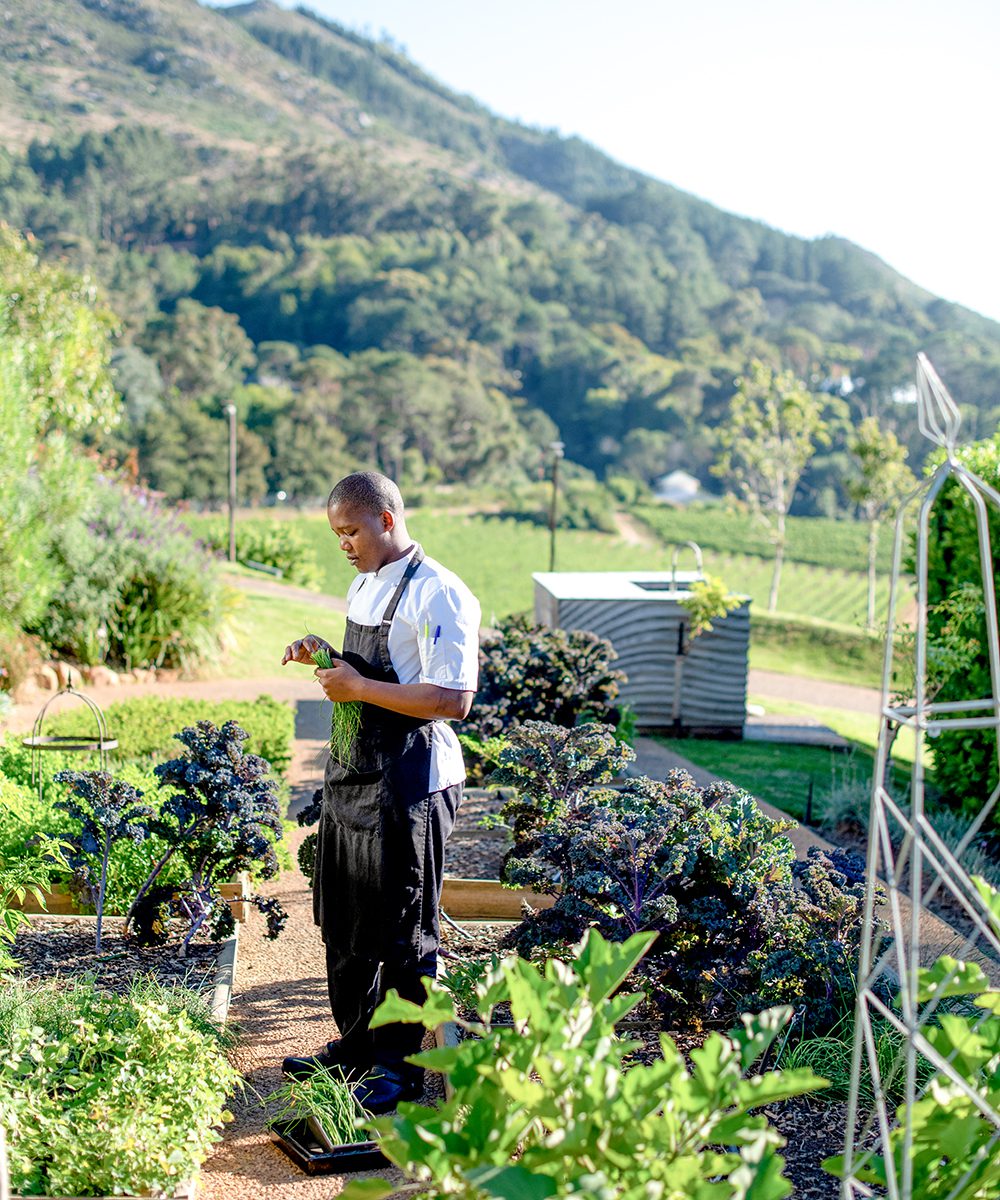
[1,0,997,508]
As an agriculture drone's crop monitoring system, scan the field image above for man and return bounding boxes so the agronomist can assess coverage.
[281,471,481,1113]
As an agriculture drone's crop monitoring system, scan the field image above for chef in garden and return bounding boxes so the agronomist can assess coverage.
[280,470,481,1113]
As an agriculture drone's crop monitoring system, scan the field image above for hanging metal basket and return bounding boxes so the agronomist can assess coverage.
[22,684,117,799]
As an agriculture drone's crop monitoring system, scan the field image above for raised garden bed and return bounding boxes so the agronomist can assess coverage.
[12,913,239,1021]
[11,872,253,925]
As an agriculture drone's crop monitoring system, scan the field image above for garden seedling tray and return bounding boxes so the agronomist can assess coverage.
[269,1120,388,1174]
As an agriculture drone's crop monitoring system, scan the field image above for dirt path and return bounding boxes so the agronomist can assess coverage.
[748,667,882,715]
[612,509,657,547]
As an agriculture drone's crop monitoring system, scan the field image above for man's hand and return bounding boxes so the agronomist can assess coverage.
[315,659,364,703]
[281,635,337,667]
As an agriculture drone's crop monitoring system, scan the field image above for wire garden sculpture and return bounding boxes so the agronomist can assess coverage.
[843,354,1000,1197]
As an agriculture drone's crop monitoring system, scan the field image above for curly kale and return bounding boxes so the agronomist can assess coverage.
[53,770,155,951]
[460,616,627,746]
[496,719,887,1033]
[126,720,286,950]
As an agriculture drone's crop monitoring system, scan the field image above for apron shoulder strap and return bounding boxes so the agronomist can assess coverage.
[381,544,425,628]
[376,544,425,674]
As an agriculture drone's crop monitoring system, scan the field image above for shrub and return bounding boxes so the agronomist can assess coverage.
[30,477,234,670]
[495,720,883,1031]
[346,930,825,1200]
[825,880,1000,1199]
[918,436,1000,818]
[17,693,296,777]
[0,975,239,1197]
[188,514,322,588]
[460,615,626,742]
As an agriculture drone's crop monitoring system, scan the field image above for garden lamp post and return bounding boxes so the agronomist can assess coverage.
[224,403,237,563]
[548,440,565,572]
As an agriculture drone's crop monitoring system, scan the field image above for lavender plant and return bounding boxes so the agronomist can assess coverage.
[127,720,286,951]
[52,770,155,950]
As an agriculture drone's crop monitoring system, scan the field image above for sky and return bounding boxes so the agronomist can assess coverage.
[252,0,1000,323]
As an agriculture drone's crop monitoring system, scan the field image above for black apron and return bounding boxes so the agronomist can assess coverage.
[313,546,442,967]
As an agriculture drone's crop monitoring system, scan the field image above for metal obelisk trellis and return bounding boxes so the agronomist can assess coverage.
[842,354,1000,1198]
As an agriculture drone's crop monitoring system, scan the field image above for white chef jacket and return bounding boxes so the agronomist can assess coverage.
[345,545,481,792]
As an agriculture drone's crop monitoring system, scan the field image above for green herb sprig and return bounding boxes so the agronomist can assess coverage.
[313,646,363,765]
[268,1063,371,1148]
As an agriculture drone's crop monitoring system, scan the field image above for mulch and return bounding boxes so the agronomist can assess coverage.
[12,915,222,997]
[446,786,509,879]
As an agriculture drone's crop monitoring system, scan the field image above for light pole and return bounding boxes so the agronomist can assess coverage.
[548,440,565,572]
[224,404,237,563]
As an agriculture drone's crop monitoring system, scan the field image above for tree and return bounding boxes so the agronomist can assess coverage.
[847,416,916,629]
[0,225,119,630]
[713,360,830,612]
[142,299,255,401]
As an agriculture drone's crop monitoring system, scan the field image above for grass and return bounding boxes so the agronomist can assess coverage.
[230,509,894,630]
[221,588,346,679]
[747,694,919,767]
[656,736,868,823]
[748,613,886,689]
[633,503,896,574]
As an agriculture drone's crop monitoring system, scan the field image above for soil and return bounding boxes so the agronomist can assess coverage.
[12,915,223,997]
[445,786,509,879]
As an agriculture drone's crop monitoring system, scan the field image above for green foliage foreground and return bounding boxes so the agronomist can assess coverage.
[0,975,239,1197]
[345,930,825,1200]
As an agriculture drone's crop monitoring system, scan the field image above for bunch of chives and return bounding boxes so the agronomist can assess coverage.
[313,646,363,765]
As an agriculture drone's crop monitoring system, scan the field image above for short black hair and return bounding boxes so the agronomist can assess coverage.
[327,471,404,517]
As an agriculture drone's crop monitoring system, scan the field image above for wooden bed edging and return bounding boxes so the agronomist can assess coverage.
[440,877,554,921]
[13,872,252,924]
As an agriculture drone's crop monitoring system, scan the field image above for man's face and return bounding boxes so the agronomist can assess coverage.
[328,501,392,574]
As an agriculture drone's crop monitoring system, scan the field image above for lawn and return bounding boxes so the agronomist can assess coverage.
[219,587,346,679]
[658,735,870,824]
[659,695,918,825]
[226,509,892,630]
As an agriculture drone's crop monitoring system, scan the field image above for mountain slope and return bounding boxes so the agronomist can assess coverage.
[0,0,997,506]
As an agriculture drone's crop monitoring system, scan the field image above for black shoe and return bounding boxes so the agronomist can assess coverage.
[352,1065,424,1115]
[281,1039,373,1080]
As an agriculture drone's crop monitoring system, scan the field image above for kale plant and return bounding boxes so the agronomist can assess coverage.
[127,720,287,951]
[497,720,885,1032]
[461,615,627,744]
[52,770,155,951]
[490,720,633,865]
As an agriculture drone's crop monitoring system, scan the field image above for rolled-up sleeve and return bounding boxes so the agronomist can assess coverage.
[417,584,481,691]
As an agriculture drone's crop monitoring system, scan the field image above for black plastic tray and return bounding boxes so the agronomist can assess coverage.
[270,1118,388,1174]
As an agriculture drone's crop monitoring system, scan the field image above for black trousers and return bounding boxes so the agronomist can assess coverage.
[324,781,461,1076]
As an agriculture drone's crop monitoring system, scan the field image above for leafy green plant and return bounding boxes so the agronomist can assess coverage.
[268,1063,371,1149]
[0,835,68,971]
[461,615,626,742]
[495,721,884,1031]
[0,974,239,1197]
[30,692,296,777]
[825,877,1000,1200]
[678,573,742,639]
[917,436,1000,818]
[343,929,826,1200]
